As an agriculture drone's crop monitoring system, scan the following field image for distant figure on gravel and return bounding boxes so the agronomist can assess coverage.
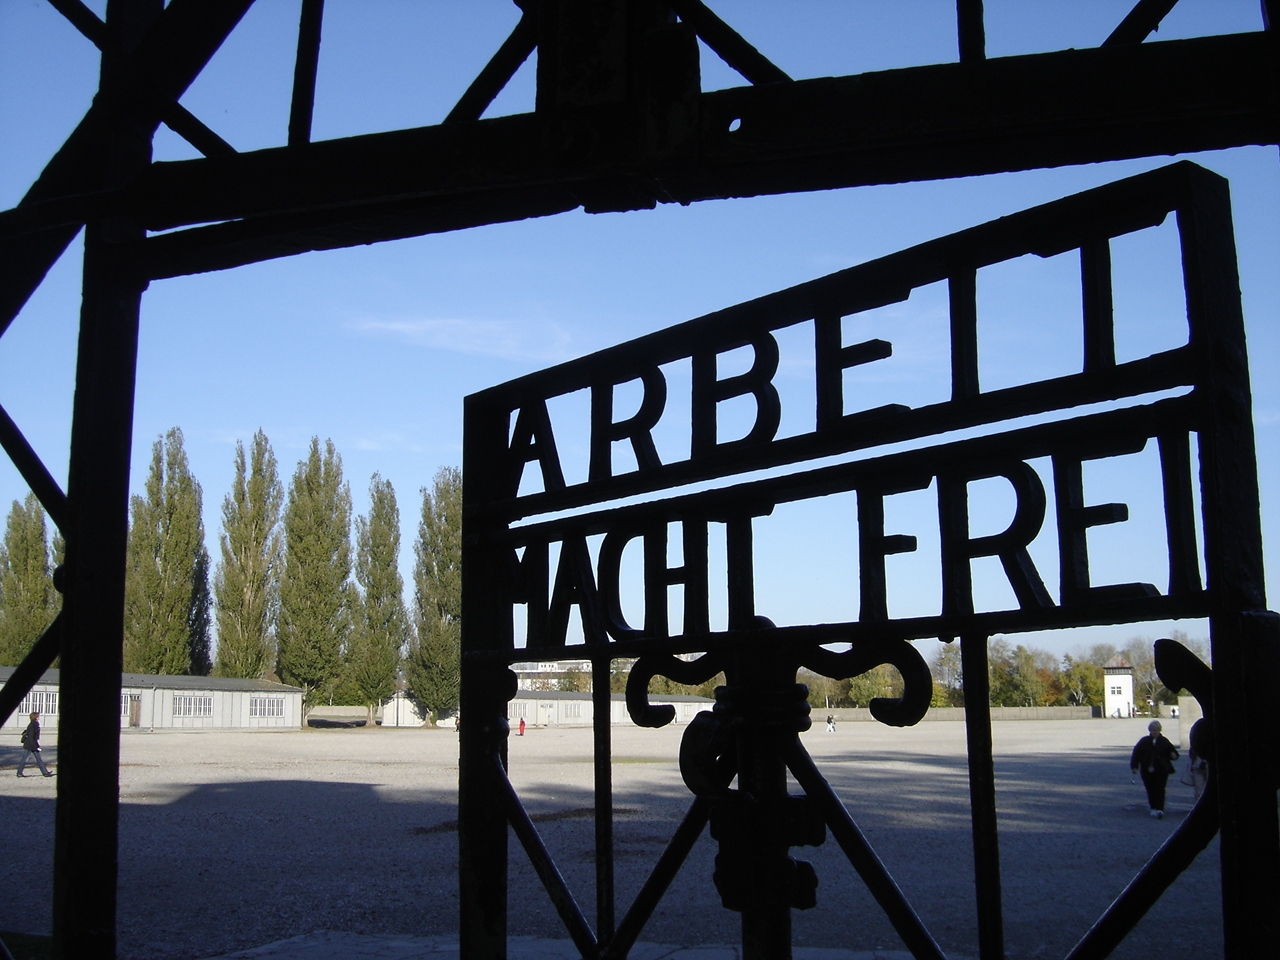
[1130,719,1178,818]
[17,711,53,778]
[518,717,526,737]
[825,715,835,733]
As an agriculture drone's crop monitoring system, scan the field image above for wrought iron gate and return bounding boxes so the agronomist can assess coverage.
[459,162,1277,960]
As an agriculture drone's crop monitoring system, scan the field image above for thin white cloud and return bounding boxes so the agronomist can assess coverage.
[348,316,580,364]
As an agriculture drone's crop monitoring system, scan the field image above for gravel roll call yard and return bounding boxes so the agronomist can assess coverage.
[0,718,1221,959]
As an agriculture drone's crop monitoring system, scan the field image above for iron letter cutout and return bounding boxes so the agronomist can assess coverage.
[459,162,1270,960]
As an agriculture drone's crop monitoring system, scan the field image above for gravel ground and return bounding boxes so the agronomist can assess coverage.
[0,718,1222,959]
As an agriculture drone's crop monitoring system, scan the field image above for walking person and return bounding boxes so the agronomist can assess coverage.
[825,714,835,733]
[518,717,526,737]
[17,711,53,778]
[1130,719,1178,818]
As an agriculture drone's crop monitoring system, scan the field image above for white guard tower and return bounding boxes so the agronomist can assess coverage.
[1104,655,1135,719]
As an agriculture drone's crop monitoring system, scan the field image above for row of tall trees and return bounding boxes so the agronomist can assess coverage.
[0,429,463,724]
[0,494,62,667]
[124,428,212,675]
[798,634,1208,711]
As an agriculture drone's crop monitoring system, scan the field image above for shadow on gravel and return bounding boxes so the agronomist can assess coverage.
[0,743,1225,960]
[507,747,1221,960]
[306,717,368,728]
[0,930,52,960]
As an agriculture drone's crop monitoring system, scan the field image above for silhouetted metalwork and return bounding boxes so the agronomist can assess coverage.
[0,2,1277,958]
[461,160,1275,960]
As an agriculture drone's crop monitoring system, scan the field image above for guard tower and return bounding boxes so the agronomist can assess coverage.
[1104,656,1135,719]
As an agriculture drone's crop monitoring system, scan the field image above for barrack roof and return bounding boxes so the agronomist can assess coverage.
[0,666,301,694]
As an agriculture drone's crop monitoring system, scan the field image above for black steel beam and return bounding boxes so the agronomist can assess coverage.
[0,402,68,530]
[444,10,538,125]
[116,30,1278,279]
[0,613,63,727]
[49,0,159,955]
[0,0,257,333]
[1104,0,1182,47]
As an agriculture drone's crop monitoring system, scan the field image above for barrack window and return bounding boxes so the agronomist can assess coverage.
[173,695,212,718]
[19,690,57,716]
[250,697,284,718]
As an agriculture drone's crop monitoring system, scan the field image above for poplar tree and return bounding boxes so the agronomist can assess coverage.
[349,474,408,724]
[214,431,283,679]
[0,494,59,666]
[406,467,462,721]
[278,437,353,714]
[124,428,210,675]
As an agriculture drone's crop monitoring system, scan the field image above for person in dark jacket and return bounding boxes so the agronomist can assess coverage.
[17,711,53,778]
[1130,719,1178,818]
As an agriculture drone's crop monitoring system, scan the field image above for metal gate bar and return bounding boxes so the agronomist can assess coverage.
[959,634,1002,960]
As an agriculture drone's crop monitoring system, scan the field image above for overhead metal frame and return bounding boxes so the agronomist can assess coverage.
[0,1,1276,958]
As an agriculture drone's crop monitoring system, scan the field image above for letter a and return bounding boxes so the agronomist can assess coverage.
[508,400,566,496]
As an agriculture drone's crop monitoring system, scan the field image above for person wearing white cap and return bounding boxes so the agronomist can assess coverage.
[1130,719,1178,818]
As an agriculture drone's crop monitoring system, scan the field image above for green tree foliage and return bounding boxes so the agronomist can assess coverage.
[557,669,590,693]
[189,548,213,675]
[214,431,283,679]
[609,660,721,701]
[988,640,1049,707]
[350,474,408,724]
[930,642,964,707]
[1058,654,1103,706]
[278,438,353,714]
[844,664,903,706]
[801,669,843,709]
[0,494,59,666]
[406,467,462,722]
[124,428,210,675]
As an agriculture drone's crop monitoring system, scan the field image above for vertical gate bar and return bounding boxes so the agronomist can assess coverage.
[460,397,515,960]
[459,662,512,960]
[288,0,325,147]
[947,271,979,402]
[52,223,143,958]
[956,0,985,63]
[1079,237,1116,374]
[733,651,793,960]
[50,2,158,956]
[959,633,1003,960]
[593,656,615,947]
[1175,167,1278,956]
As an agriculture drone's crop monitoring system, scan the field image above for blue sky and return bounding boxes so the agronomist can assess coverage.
[1,1,1275,659]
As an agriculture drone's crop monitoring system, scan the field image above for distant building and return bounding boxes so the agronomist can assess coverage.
[507,689,712,727]
[2,667,303,732]
[381,689,431,727]
[1103,656,1135,719]
[510,659,595,691]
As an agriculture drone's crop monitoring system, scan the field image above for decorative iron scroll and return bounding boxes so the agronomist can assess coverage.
[459,161,1273,960]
